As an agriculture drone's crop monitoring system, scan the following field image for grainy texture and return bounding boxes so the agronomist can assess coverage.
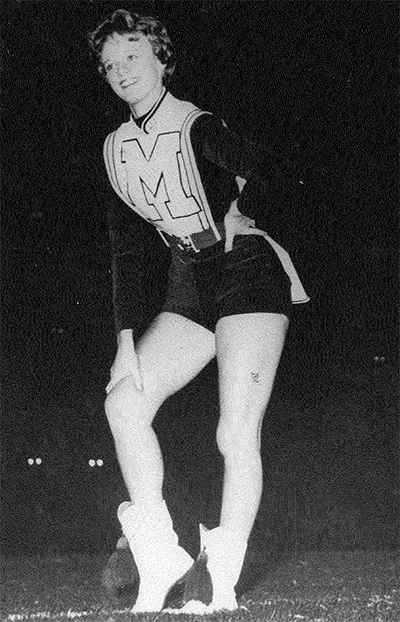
[2,551,399,621]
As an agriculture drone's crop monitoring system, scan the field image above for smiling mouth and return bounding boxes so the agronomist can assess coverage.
[121,79,139,89]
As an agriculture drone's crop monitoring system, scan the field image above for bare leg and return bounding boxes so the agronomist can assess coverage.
[216,312,289,540]
[104,312,216,612]
[105,312,216,507]
[177,312,289,613]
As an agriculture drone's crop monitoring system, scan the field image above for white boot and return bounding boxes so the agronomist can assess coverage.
[118,501,193,613]
[200,524,247,612]
[174,524,248,614]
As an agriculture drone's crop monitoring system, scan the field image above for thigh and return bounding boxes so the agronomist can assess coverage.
[216,312,288,444]
[136,311,216,403]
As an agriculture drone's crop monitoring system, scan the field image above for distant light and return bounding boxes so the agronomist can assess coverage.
[96,459,104,467]
[88,459,96,467]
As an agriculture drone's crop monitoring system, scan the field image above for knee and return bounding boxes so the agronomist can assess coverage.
[104,376,158,435]
[216,420,260,461]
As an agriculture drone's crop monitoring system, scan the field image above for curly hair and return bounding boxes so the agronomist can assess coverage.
[88,9,176,85]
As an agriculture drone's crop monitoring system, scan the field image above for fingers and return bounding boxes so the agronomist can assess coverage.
[224,216,265,253]
[106,374,126,395]
[105,368,144,395]
[235,215,255,228]
[132,368,144,392]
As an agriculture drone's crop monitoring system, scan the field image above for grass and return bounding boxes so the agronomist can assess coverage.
[2,550,399,621]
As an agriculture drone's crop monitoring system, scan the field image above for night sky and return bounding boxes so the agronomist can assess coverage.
[1,0,398,554]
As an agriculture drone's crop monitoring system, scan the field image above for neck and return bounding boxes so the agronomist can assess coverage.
[129,85,164,119]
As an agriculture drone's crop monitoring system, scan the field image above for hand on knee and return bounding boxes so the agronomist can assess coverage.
[104,375,159,436]
[105,375,140,416]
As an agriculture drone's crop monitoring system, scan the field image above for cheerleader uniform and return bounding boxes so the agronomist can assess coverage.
[104,88,309,334]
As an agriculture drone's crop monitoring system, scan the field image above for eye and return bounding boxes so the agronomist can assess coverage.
[104,63,114,73]
[127,54,137,61]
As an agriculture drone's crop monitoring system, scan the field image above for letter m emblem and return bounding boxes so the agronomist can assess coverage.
[121,132,200,224]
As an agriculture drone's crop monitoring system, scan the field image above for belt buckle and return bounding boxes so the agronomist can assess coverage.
[177,235,200,253]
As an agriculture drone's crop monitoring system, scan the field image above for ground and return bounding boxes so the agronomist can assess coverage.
[2,550,399,621]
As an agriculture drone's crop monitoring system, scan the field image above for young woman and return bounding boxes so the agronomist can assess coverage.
[88,9,308,614]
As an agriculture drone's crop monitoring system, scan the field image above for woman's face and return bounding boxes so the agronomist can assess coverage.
[101,32,165,114]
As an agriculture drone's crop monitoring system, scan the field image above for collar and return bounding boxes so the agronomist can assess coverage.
[130,88,167,134]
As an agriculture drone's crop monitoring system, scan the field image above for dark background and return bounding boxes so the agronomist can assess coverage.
[1,0,398,557]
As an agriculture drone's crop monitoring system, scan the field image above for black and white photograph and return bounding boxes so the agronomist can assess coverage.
[1,1,398,620]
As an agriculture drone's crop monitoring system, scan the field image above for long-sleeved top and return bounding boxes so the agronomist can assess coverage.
[105,90,307,334]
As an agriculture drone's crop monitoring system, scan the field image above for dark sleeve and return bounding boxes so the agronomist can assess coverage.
[107,196,149,335]
[190,114,296,221]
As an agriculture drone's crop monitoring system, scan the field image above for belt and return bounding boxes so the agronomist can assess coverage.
[161,223,310,304]
[162,223,225,253]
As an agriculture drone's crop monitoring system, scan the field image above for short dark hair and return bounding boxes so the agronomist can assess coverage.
[88,9,176,85]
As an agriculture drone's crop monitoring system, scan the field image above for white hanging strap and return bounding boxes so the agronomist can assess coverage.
[260,232,310,304]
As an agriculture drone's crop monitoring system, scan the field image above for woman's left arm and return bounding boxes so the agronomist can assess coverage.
[190,114,275,219]
[191,115,282,250]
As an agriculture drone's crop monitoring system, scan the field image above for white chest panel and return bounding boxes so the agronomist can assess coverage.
[105,95,216,239]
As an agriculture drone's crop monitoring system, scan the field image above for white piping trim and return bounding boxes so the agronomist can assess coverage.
[181,110,222,241]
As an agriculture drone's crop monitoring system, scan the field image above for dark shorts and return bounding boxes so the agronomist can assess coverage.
[162,235,292,332]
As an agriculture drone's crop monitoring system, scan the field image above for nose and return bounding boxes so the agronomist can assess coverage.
[116,62,129,77]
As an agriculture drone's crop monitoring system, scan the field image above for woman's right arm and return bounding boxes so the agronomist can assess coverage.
[106,328,143,394]
[106,197,148,393]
